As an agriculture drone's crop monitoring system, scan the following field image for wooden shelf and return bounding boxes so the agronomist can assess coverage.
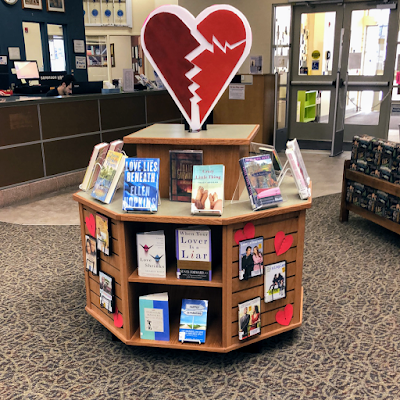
[345,166,400,197]
[347,203,400,234]
[129,264,223,288]
[340,160,400,234]
[74,124,310,353]
[127,313,223,352]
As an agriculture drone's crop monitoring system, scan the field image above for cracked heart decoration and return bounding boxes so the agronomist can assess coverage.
[275,304,293,326]
[85,214,96,238]
[234,222,255,245]
[142,5,252,131]
[274,231,293,256]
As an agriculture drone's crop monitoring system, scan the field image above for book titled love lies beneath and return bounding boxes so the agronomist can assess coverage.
[123,158,160,212]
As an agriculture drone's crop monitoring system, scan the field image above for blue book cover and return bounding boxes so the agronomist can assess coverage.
[123,158,160,212]
[139,293,169,341]
[178,299,208,343]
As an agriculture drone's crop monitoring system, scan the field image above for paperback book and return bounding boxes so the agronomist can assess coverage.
[250,143,283,175]
[238,236,264,280]
[81,142,109,191]
[264,261,287,303]
[96,213,110,255]
[286,139,310,185]
[169,150,203,202]
[85,234,98,275]
[139,292,169,341]
[109,139,124,153]
[136,231,166,278]
[238,297,261,341]
[176,226,211,280]
[191,165,225,215]
[91,150,127,204]
[239,154,283,210]
[123,158,160,212]
[179,299,208,344]
[99,271,114,313]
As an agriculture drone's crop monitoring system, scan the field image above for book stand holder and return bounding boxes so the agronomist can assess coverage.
[180,339,202,345]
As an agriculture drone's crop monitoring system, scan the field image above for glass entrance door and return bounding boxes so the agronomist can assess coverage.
[288,2,398,155]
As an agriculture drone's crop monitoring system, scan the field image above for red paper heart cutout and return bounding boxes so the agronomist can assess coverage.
[275,304,293,326]
[114,306,123,328]
[234,222,256,245]
[85,214,96,237]
[142,5,252,131]
[274,231,293,256]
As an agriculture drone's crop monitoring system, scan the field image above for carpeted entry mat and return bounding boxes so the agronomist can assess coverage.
[0,194,399,400]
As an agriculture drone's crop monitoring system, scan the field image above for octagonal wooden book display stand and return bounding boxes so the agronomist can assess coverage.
[73,124,312,352]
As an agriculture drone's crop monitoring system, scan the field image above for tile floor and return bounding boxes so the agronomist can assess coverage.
[0,150,352,226]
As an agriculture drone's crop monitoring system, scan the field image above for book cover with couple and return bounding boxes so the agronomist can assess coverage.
[238,297,261,341]
[238,237,264,281]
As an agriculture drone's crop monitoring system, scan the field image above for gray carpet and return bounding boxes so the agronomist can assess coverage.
[0,194,399,399]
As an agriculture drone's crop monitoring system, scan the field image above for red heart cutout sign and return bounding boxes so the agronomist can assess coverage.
[274,231,293,256]
[275,304,293,326]
[142,5,252,131]
[234,222,256,245]
[85,214,96,237]
[114,306,124,328]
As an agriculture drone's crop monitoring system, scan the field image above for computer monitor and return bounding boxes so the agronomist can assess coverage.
[14,61,40,80]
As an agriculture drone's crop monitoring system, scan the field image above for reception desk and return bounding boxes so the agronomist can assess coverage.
[0,90,182,189]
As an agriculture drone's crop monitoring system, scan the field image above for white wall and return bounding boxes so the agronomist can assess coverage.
[110,35,132,81]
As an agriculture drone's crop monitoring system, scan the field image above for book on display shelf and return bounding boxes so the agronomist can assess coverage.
[176,226,211,281]
[96,213,110,255]
[179,299,208,344]
[250,142,283,174]
[99,271,114,313]
[191,165,225,216]
[238,236,264,281]
[169,150,203,202]
[109,139,124,153]
[238,297,261,341]
[139,292,170,341]
[239,154,283,210]
[84,234,98,275]
[81,142,109,191]
[136,231,166,278]
[285,147,311,200]
[264,261,286,303]
[91,151,127,204]
[122,158,160,212]
[286,138,310,184]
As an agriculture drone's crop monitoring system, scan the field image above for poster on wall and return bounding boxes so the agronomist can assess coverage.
[75,56,87,70]
[73,40,85,54]
[22,0,43,10]
[0,56,7,66]
[229,84,245,100]
[47,0,64,12]
[8,48,20,61]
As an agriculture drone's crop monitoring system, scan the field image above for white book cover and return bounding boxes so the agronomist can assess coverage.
[136,231,166,277]
[286,138,310,185]
[175,227,211,262]
[285,148,311,200]
[264,261,286,303]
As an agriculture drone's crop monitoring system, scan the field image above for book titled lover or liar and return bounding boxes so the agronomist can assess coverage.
[169,150,203,202]
[176,226,211,281]
[123,158,160,212]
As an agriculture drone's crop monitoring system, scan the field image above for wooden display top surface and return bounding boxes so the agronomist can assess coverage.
[73,176,312,225]
[123,124,259,146]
